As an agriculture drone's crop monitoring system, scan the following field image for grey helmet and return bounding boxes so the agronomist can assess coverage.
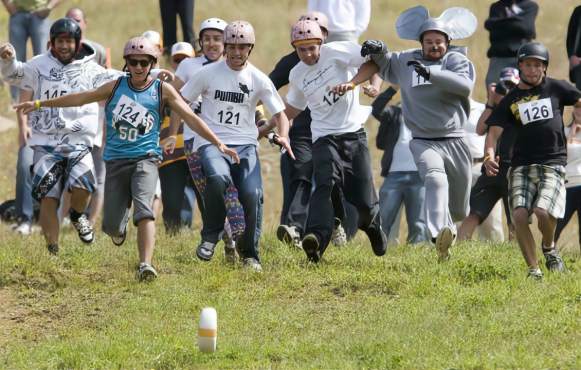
[418,18,449,41]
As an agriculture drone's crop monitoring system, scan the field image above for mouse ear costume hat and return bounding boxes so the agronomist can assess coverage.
[395,5,477,41]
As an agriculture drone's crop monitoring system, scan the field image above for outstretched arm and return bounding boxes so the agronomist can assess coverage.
[163,82,240,163]
[333,60,379,95]
[14,80,117,114]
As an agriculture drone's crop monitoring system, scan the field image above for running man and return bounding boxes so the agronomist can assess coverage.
[285,19,387,263]
[0,18,120,254]
[484,42,581,279]
[179,20,293,272]
[15,36,239,281]
[334,6,477,261]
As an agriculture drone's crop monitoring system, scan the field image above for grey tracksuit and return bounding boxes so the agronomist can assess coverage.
[372,48,476,238]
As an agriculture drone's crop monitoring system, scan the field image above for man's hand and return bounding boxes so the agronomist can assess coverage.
[274,135,295,160]
[33,8,51,18]
[3,1,17,15]
[361,40,386,57]
[13,100,36,114]
[483,155,500,177]
[162,135,177,154]
[486,83,504,107]
[407,60,430,80]
[0,43,15,60]
[332,82,355,96]
[362,84,379,98]
[157,69,175,82]
[218,143,240,164]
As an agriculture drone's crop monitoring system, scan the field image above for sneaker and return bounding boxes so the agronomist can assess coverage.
[47,243,59,255]
[527,267,543,280]
[331,218,347,247]
[276,224,302,249]
[71,214,94,244]
[364,222,387,256]
[196,241,217,261]
[242,257,262,272]
[435,226,455,262]
[111,227,127,247]
[302,233,321,263]
[14,222,31,236]
[137,263,158,281]
[543,249,566,272]
[224,240,238,264]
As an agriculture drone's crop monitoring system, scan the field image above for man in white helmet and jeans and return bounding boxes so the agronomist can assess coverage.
[334,6,477,262]
[285,19,387,263]
[179,20,293,272]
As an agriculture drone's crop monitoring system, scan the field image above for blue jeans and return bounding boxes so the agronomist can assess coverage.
[16,144,34,223]
[8,11,50,101]
[199,144,263,261]
[379,171,427,244]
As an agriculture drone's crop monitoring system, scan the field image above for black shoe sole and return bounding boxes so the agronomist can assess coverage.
[302,236,320,263]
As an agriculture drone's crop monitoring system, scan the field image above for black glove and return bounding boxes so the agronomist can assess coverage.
[407,60,430,80]
[361,40,386,57]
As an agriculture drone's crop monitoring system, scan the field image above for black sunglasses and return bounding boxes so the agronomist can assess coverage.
[127,58,152,67]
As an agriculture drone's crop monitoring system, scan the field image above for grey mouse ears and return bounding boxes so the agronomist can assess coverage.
[395,5,477,41]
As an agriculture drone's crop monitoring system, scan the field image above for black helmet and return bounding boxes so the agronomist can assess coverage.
[50,18,82,51]
[517,42,549,66]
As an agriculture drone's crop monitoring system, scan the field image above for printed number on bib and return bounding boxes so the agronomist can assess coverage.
[518,98,553,125]
[112,95,149,128]
[41,83,69,100]
[118,126,139,142]
[323,90,340,106]
[411,70,432,87]
[217,109,240,125]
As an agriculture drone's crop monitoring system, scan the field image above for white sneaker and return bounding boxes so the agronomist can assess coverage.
[242,258,262,272]
[71,214,94,244]
[14,222,31,236]
[331,218,347,247]
[137,263,158,281]
[435,226,455,262]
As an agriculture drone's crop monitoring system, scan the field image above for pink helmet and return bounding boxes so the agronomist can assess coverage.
[123,36,160,60]
[224,20,255,45]
[300,11,329,33]
[291,20,323,46]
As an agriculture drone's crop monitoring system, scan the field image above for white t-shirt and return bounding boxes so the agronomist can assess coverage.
[389,120,416,172]
[463,99,486,159]
[181,60,285,151]
[175,56,213,141]
[287,41,371,143]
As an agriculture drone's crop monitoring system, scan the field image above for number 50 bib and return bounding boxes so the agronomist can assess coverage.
[518,98,554,125]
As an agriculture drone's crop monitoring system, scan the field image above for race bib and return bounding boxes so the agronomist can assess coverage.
[518,98,554,125]
[411,69,432,87]
[216,106,243,126]
[40,80,69,100]
[112,95,149,128]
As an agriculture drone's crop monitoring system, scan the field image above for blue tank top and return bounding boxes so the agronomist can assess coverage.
[104,77,163,161]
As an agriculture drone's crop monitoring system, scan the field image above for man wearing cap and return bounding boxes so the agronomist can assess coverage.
[458,67,520,241]
[484,42,581,279]
[335,6,477,261]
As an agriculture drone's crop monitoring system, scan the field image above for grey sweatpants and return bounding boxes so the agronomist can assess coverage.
[410,137,472,239]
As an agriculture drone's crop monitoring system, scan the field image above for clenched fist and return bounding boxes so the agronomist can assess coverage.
[0,43,16,60]
[361,40,386,57]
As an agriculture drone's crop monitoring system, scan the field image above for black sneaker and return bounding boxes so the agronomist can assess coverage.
[302,233,321,263]
[111,227,127,247]
[71,213,94,244]
[543,249,566,272]
[196,241,217,261]
[277,224,302,249]
[365,222,387,257]
[47,243,59,255]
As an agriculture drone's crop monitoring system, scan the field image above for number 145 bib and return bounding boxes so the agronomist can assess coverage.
[518,98,554,125]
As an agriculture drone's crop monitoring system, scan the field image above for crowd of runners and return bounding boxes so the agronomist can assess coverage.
[1,3,581,281]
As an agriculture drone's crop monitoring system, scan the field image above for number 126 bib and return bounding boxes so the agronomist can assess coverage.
[518,98,554,125]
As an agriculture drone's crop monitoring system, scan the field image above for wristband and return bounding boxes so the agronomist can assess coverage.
[348,82,356,89]
[34,100,41,110]
[483,154,492,162]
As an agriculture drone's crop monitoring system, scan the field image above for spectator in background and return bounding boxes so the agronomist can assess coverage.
[372,86,427,245]
[65,7,110,68]
[307,0,370,43]
[159,0,195,55]
[158,41,197,234]
[484,0,538,87]
[2,0,61,101]
[567,6,581,90]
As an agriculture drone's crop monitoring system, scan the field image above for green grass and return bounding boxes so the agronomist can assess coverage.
[2,0,581,368]
[1,230,581,369]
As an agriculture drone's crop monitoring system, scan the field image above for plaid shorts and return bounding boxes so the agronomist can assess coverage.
[509,164,566,219]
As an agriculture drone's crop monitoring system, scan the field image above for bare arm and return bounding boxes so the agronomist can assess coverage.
[17,89,33,147]
[333,60,379,95]
[284,103,303,122]
[162,82,240,162]
[2,0,17,14]
[15,80,117,114]
[483,125,504,177]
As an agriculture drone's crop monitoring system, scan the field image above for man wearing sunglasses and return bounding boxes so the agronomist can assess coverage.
[0,17,120,255]
[14,36,240,281]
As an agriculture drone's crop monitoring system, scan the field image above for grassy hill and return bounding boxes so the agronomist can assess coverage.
[1,1,581,368]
